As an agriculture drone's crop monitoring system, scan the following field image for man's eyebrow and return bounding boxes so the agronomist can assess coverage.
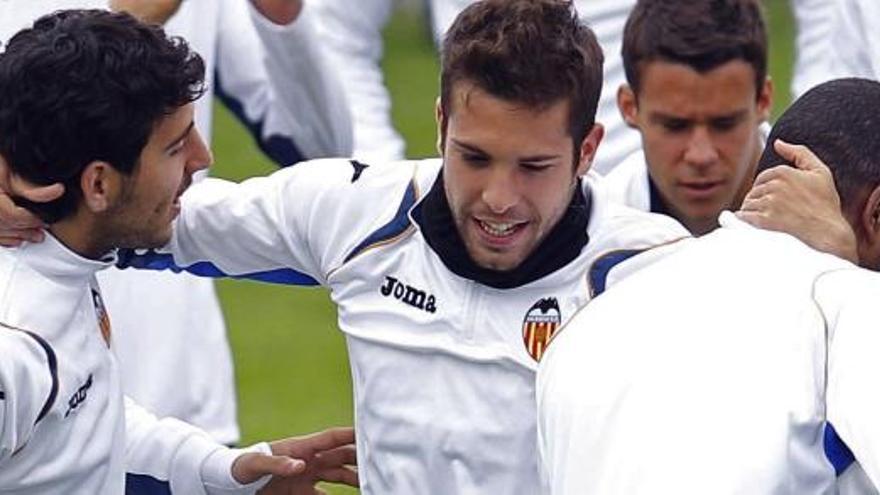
[648,111,690,123]
[520,153,562,162]
[709,109,749,121]
[451,138,560,162]
[163,121,195,153]
[649,109,749,123]
[450,138,487,154]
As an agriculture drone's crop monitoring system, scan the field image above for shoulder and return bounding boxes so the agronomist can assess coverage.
[587,187,690,253]
[596,150,650,210]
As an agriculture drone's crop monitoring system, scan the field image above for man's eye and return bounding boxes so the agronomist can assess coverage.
[662,120,689,132]
[521,163,551,172]
[168,142,186,156]
[463,154,489,163]
[712,118,739,132]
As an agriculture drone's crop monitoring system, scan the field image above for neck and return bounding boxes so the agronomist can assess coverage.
[680,215,720,236]
[49,213,112,260]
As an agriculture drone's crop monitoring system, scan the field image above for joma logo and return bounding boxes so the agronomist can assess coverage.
[64,374,93,418]
[380,276,437,313]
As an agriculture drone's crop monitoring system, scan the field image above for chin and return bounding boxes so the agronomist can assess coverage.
[473,254,523,272]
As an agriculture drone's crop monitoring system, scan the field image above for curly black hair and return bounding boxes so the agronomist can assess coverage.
[0,9,205,223]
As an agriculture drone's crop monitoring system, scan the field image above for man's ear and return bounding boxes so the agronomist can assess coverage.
[857,184,880,265]
[79,161,123,213]
[435,96,447,157]
[576,123,605,177]
[756,77,774,123]
[617,84,639,129]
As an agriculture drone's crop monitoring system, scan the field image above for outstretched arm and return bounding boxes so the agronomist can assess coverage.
[125,397,357,494]
[213,0,353,166]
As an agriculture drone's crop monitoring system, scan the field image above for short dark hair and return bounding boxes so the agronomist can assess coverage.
[622,0,767,96]
[0,9,205,223]
[757,78,880,213]
[439,0,603,153]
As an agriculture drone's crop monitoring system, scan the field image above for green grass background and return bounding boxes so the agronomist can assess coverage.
[210,2,795,492]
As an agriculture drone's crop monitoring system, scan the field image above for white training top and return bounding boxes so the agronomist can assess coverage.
[0,236,268,494]
[0,0,353,445]
[538,213,880,494]
[124,157,689,494]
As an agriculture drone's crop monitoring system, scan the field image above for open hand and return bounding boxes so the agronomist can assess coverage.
[737,139,858,263]
[235,427,358,495]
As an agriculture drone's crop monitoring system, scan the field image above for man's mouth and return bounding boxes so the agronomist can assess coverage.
[679,180,724,198]
[476,219,526,238]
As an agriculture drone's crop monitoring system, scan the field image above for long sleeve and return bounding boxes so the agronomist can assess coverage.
[214,0,353,165]
[118,158,425,288]
[820,269,880,490]
[310,0,405,161]
[124,397,270,494]
[828,0,880,81]
[0,331,55,463]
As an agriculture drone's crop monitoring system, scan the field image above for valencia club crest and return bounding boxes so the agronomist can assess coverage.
[90,287,112,348]
[522,298,561,361]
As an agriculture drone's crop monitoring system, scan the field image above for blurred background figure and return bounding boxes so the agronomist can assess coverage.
[827,0,880,80]
[790,0,839,98]
[0,0,352,448]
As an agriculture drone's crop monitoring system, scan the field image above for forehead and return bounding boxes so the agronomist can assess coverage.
[446,81,572,148]
[637,59,759,115]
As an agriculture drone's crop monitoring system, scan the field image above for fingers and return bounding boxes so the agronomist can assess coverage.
[0,191,47,246]
[772,139,829,173]
[272,427,355,459]
[316,466,359,487]
[8,178,64,203]
[232,452,307,485]
[0,230,44,247]
[309,444,357,474]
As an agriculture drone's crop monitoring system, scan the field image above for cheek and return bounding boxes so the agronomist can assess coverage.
[444,165,481,207]
[719,130,757,168]
[644,131,684,163]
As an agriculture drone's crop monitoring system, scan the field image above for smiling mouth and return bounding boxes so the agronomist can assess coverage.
[476,219,525,238]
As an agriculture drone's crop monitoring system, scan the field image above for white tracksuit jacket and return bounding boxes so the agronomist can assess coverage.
[0,236,269,494]
[122,157,690,494]
[538,214,880,494]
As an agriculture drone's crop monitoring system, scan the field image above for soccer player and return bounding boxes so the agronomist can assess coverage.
[602,0,773,235]
[0,0,352,447]
[538,78,880,494]
[104,1,688,492]
[0,9,356,493]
